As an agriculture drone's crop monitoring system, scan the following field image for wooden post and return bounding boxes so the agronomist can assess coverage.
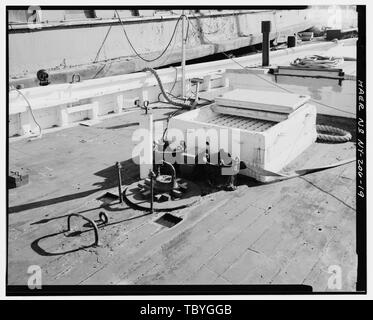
[261,21,271,67]
[58,105,69,127]
[138,112,153,179]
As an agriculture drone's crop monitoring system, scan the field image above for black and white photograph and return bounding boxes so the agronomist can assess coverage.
[4,2,367,298]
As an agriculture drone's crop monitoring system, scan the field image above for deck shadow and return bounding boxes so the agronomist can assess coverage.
[8,189,101,215]
[30,211,152,256]
[104,116,169,130]
[8,158,139,214]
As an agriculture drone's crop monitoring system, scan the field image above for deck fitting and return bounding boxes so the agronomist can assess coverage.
[155,213,183,228]
[124,177,201,212]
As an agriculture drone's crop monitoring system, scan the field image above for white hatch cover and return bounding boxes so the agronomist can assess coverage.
[215,89,310,114]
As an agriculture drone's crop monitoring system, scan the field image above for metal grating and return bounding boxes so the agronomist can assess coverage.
[206,114,276,132]
[155,213,183,228]
[97,192,119,204]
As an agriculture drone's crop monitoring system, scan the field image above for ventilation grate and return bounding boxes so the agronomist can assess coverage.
[155,213,183,228]
[98,192,119,204]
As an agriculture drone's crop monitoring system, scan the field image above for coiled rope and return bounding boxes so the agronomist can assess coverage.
[291,55,344,69]
[316,125,352,143]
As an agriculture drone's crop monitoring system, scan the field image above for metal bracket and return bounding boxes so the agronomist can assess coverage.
[70,73,81,84]
[135,99,150,114]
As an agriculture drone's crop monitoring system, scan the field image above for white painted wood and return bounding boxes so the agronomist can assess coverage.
[66,103,94,114]
[140,91,149,106]
[225,67,356,119]
[138,113,153,179]
[226,68,270,75]
[200,73,225,92]
[115,94,124,113]
[90,102,99,120]
[9,41,338,116]
[215,89,311,114]
[59,102,99,126]
[261,103,317,175]
[168,103,317,182]
[58,106,69,127]
[211,104,287,122]
[277,66,342,78]
[8,40,343,138]
[124,97,140,108]
[221,73,229,88]
[202,75,212,92]
[206,113,275,132]
[19,111,32,136]
[9,114,20,137]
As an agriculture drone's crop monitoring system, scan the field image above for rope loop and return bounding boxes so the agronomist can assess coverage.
[316,125,352,143]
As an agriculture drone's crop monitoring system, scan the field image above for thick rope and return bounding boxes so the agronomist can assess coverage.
[291,55,344,69]
[316,125,352,143]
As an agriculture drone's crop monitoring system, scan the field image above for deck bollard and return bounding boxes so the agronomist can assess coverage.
[261,21,271,67]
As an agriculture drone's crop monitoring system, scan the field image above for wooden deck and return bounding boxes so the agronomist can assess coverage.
[8,104,356,291]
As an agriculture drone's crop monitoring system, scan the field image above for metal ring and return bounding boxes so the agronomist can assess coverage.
[71,73,81,83]
[99,211,109,224]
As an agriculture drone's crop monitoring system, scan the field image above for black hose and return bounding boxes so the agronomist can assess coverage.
[116,11,186,63]
[143,67,213,143]
[144,67,213,109]
[143,67,192,109]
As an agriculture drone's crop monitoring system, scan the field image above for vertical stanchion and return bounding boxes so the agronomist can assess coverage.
[116,161,123,203]
[149,170,155,214]
[181,11,186,98]
[261,21,271,67]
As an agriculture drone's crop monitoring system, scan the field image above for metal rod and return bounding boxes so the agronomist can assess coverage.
[181,11,186,98]
[261,20,271,67]
[67,213,100,246]
[195,82,200,102]
[149,170,155,214]
[116,161,123,203]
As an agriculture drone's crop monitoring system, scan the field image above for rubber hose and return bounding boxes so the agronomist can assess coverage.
[143,67,192,109]
[316,125,352,143]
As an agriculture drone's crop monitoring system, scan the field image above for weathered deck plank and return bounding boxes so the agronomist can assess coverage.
[8,106,356,291]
